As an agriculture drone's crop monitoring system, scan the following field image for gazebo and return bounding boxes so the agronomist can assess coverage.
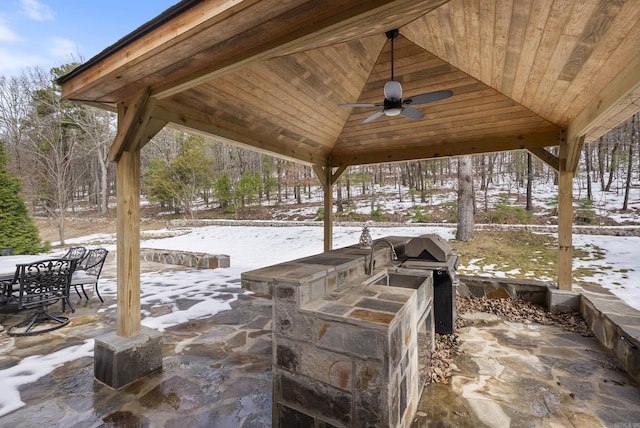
[58,0,640,390]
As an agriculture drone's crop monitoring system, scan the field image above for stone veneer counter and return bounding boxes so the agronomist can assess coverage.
[242,237,436,428]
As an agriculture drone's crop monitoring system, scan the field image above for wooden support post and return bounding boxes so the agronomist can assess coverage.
[313,165,334,252]
[323,175,333,253]
[557,142,573,291]
[313,164,349,252]
[116,150,141,337]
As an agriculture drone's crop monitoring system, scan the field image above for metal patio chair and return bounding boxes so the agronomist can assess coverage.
[62,246,87,261]
[7,258,76,336]
[0,267,19,305]
[70,248,108,302]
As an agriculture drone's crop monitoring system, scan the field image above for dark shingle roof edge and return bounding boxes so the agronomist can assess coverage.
[57,0,202,85]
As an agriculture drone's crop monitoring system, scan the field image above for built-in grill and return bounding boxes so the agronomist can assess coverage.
[401,234,458,334]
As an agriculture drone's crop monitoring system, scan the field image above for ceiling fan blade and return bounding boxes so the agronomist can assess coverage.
[400,106,424,120]
[339,103,380,107]
[363,110,385,124]
[383,80,402,100]
[404,90,453,105]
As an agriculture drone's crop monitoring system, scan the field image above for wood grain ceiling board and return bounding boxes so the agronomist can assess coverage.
[404,0,640,127]
[58,0,640,167]
[163,36,385,159]
[61,0,446,104]
[331,34,560,164]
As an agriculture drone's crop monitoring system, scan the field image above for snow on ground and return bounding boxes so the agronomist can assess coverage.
[136,223,640,310]
[0,341,94,416]
[55,222,640,310]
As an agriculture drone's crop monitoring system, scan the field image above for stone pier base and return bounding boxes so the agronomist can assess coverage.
[546,286,580,313]
[94,326,163,389]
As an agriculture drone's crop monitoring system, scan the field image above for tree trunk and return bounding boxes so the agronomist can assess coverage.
[418,162,425,202]
[276,160,282,203]
[370,182,375,212]
[623,116,635,210]
[604,142,619,191]
[336,181,343,213]
[98,147,109,214]
[58,214,66,246]
[526,152,533,211]
[597,136,606,191]
[456,155,474,242]
[584,144,593,201]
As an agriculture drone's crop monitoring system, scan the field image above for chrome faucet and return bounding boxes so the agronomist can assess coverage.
[367,239,398,275]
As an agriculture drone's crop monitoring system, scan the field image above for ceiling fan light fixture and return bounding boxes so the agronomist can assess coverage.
[385,107,402,116]
[384,80,402,100]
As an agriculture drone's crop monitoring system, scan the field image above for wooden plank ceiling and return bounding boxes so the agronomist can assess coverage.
[59,0,640,168]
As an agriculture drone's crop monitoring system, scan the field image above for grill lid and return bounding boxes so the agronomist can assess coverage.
[405,234,452,262]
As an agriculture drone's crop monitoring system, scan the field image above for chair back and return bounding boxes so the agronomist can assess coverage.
[16,258,76,311]
[78,248,108,276]
[62,246,86,261]
[0,266,19,302]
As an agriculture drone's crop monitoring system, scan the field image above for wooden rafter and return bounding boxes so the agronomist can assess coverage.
[110,88,167,162]
[332,131,560,167]
[527,147,559,172]
[313,165,349,187]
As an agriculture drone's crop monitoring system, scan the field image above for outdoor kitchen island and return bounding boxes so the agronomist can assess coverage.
[241,234,458,428]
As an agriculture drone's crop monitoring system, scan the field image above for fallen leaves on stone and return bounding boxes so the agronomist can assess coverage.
[427,296,593,385]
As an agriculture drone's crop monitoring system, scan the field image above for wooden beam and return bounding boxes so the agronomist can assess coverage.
[331,165,349,183]
[152,100,328,165]
[332,131,561,166]
[567,54,640,144]
[116,150,141,337]
[566,134,585,173]
[527,147,559,172]
[110,88,167,162]
[313,164,349,186]
[313,165,328,187]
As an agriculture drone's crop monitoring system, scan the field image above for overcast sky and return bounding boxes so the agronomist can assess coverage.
[0,0,176,76]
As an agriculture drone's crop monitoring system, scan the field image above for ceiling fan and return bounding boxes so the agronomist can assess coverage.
[339,29,453,124]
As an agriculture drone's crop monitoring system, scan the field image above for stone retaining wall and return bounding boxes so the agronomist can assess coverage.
[578,285,640,385]
[457,275,549,304]
[167,219,640,237]
[140,248,230,269]
[459,275,640,385]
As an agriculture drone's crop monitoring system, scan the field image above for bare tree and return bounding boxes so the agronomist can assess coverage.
[0,73,32,179]
[583,143,593,201]
[22,67,85,244]
[526,152,533,211]
[623,114,636,210]
[73,106,116,214]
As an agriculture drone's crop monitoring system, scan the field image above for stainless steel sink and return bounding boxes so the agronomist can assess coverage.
[366,269,430,289]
